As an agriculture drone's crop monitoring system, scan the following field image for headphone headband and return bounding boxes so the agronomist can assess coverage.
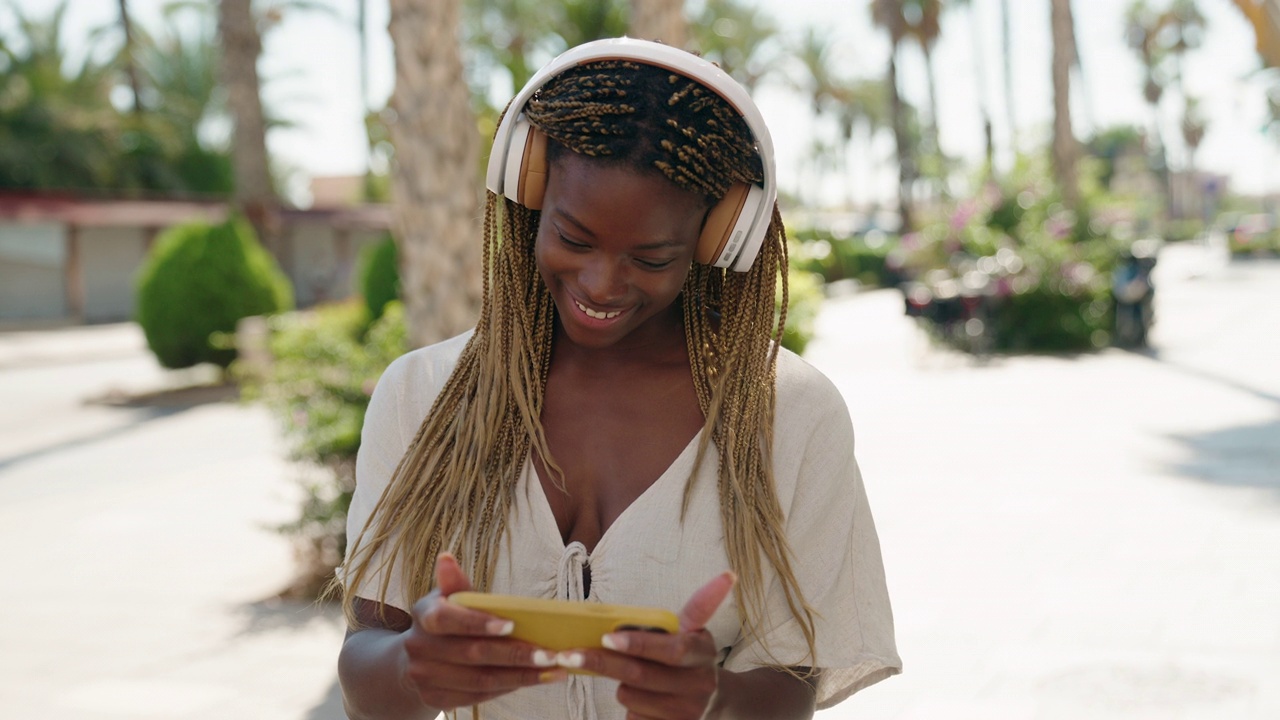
[485,37,777,272]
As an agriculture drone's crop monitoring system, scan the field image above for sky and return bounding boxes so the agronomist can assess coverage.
[7,0,1280,207]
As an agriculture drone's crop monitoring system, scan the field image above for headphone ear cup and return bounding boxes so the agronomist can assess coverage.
[501,121,550,210]
[696,183,758,267]
[519,126,549,210]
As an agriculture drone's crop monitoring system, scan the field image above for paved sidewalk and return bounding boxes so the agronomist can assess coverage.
[1,245,1276,719]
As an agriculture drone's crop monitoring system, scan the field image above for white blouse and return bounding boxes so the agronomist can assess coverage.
[343,332,900,719]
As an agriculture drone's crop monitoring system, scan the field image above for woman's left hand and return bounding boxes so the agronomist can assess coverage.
[569,572,735,720]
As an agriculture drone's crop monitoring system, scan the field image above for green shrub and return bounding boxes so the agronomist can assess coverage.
[358,234,401,320]
[237,300,408,596]
[136,216,293,369]
[790,227,900,288]
[779,267,824,356]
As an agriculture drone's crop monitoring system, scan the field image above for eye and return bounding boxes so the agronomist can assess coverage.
[557,232,589,250]
[635,257,676,270]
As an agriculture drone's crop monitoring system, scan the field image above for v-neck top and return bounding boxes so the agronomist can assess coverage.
[342,331,901,718]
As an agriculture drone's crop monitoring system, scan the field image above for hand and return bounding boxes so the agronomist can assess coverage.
[571,572,736,720]
[400,553,568,710]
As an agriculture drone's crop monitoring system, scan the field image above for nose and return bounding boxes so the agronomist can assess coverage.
[579,255,627,305]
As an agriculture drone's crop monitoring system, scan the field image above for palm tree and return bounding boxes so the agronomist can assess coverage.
[832,77,890,209]
[1050,0,1079,210]
[630,0,687,47]
[116,0,144,116]
[0,1,118,190]
[218,0,276,251]
[999,0,1016,156]
[1165,0,1206,216]
[790,27,842,203]
[132,6,232,195]
[689,0,779,92]
[953,0,995,175]
[871,0,916,230]
[558,0,629,51]
[901,0,944,175]
[388,0,483,347]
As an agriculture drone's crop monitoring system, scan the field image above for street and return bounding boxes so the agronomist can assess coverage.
[1,246,1277,719]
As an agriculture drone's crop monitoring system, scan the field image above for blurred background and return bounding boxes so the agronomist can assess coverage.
[1,1,1277,719]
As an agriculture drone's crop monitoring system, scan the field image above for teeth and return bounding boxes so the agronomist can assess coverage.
[575,300,620,319]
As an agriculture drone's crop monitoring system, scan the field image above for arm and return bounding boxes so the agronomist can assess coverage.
[338,554,567,720]
[338,601,439,720]
[707,667,816,720]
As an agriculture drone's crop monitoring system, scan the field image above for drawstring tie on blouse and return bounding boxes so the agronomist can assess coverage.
[557,542,598,720]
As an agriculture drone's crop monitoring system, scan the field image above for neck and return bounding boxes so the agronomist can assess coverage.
[550,308,689,373]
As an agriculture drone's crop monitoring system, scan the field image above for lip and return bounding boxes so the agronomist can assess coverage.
[565,294,630,329]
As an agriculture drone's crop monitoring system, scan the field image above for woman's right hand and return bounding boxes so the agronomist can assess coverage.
[400,553,567,711]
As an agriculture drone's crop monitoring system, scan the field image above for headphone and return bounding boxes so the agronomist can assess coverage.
[484,37,777,272]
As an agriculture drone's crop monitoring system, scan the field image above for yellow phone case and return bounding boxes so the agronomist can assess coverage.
[449,592,679,651]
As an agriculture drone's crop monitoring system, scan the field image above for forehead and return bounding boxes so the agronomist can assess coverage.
[545,153,709,243]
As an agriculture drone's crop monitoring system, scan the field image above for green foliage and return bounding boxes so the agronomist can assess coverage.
[1086,124,1146,190]
[0,1,241,197]
[358,234,401,321]
[135,216,294,369]
[0,2,118,190]
[789,227,901,288]
[779,267,823,356]
[898,155,1131,353]
[238,300,408,585]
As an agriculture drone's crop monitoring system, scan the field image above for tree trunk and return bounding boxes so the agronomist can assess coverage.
[967,1,995,176]
[388,0,482,348]
[921,42,944,197]
[218,0,278,253]
[630,0,687,48]
[887,41,914,232]
[117,0,143,115]
[1050,0,1079,210]
[1000,0,1017,158]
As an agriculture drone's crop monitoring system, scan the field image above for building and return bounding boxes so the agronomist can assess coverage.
[0,193,392,325]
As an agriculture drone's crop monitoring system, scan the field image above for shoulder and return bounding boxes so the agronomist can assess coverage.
[378,330,472,393]
[367,330,474,435]
[773,347,851,432]
[769,348,859,507]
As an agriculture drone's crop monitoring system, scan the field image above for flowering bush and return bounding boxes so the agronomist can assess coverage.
[898,158,1137,353]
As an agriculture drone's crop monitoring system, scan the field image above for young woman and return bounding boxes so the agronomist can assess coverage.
[336,38,900,720]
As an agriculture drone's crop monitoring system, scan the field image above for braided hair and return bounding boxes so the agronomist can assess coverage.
[341,59,817,670]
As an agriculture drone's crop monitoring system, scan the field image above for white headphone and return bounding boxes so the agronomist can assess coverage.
[484,37,777,272]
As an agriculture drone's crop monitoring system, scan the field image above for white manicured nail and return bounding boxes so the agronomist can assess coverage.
[487,619,514,636]
[532,650,557,667]
[601,633,627,652]
[556,651,584,669]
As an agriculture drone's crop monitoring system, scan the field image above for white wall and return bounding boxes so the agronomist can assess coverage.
[0,223,66,320]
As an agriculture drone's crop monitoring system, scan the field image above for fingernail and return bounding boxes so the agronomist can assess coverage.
[601,633,628,652]
[532,650,557,667]
[556,651,584,669]
[487,619,514,636]
[539,670,568,683]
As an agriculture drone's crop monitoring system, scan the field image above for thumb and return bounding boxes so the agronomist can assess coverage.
[679,571,736,633]
[434,552,474,598]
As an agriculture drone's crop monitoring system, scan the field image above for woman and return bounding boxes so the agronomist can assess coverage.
[336,38,900,720]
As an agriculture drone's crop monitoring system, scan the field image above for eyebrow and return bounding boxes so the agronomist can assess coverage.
[556,209,686,250]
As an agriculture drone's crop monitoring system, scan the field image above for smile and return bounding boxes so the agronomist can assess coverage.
[574,300,622,319]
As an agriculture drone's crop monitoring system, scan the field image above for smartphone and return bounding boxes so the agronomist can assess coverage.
[449,591,679,652]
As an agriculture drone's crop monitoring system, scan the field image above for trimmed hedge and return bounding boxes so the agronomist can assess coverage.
[358,234,400,321]
[135,216,293,369]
